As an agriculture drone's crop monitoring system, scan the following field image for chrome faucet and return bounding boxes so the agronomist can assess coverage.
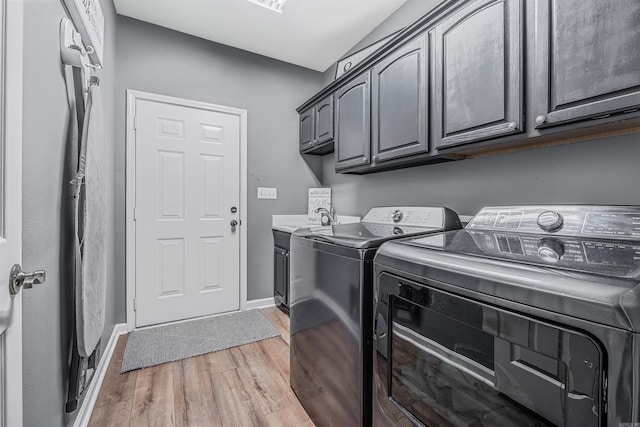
[315,206,335,225]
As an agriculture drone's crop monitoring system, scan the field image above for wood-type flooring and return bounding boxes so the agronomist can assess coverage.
[88,307,311,427]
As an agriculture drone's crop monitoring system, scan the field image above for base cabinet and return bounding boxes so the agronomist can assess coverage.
[274,248,289,310]
[273,230,291,311]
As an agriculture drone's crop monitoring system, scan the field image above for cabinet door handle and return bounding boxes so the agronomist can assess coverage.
[372,155,379,162]
[535,115,547,125]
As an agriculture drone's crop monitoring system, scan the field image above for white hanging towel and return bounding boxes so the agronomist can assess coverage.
[75,82,107,358]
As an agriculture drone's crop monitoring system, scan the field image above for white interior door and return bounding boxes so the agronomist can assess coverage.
[0,1,23,426]
[134,98,241,327]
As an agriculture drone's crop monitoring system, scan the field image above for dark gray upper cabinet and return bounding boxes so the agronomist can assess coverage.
[299,107,315,152]
[315,95,334,145]
[434,0,523,148]
[372,33,429,163]
[297,0,640,171]
[533,0,640,128]
[335,72,371,171]
[299,95,334,154]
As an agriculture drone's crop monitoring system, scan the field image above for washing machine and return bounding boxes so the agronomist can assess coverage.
[373,205,640,426]
[289,206,462,426]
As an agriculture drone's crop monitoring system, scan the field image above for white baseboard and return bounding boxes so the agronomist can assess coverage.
[245,297,276,310]
[73,323,127,427]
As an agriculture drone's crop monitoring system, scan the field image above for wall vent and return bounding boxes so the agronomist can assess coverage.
[247,0,287,13]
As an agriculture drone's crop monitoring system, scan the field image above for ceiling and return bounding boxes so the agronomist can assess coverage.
[113,0,409,72]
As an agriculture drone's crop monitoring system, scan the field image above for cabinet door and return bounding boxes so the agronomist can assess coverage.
[299,106,315,151]
[533,0,640,128]
[283,251,290,308]
[335,72,371,171]
[274,248,287,305]
[372,33,428,163]
[434,0,523,148]
[315,94,334,145]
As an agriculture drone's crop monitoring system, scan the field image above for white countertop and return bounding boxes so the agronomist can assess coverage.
[272,214,360,233]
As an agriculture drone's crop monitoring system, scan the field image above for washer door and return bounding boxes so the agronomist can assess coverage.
[374,273,605,427]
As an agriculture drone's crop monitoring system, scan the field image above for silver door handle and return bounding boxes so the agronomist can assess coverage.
[9,264,46,296]
[230,220,238,232]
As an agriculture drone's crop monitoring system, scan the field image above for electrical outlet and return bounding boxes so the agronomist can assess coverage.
[257,187,277,199]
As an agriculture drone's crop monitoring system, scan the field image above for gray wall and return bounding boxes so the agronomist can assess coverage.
[114,16,324,309]
[21,0,117,426]
[322,134,640,218]
[320,0,640,217]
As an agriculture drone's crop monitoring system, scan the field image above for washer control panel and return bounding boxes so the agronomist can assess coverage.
[467,206,640,241]
[363,207,448,228]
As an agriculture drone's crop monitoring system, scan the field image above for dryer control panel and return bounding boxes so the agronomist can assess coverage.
[467,206,640,241]
[363,207,458,228]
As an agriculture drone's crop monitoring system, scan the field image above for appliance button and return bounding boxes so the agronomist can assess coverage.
[537,211,564,232]
[537,238,565,263]
[392,210,404,223]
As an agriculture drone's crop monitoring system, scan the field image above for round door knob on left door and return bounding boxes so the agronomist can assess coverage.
[230,220,238,232]
[9,264,46,296]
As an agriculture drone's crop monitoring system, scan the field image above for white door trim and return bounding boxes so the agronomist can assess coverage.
[1,1,24,425]
[125,90,248,332]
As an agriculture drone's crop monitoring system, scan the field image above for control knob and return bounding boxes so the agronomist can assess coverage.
[537,211,564,232]
[392,210,404,223]
[537,237,564,263]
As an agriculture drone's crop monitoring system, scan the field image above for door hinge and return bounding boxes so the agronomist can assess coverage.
[133,115,137,130]
[133,207,137,221]
[133,298,137,311]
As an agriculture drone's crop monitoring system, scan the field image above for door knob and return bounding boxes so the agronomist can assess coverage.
[9,264,46,296]
[230,220,238,232]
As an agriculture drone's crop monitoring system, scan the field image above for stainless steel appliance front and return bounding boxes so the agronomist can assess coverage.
[289,207,462,426]
[373,205,640,426]
[374,275,606,426]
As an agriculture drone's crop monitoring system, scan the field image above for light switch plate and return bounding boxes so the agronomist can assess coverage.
[257,187,277,199]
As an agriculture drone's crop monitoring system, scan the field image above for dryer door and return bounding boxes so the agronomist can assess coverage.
[374,273,605,427]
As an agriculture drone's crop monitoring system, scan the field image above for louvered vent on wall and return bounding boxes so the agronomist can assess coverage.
[247,0,288,13]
